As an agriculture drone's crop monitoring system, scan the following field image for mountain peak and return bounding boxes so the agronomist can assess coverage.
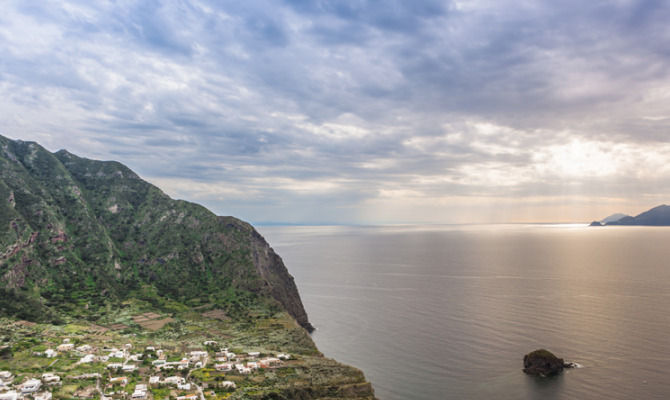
[604,204,670,226]
[600,213,629,224]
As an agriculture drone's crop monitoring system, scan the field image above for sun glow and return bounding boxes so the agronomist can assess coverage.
[537,139,619,178]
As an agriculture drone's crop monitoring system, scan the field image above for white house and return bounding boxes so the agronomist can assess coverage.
[214,363,233,371]
[189,351,208,359]
[203,341,217,346]
[79,354,95,363]
[109,351,125,359]
[277,353,290,360]
[107,363,123,369]
[109,377,128,386]
[0,391,17,400]
[41,373,61,385]
[260,358,281,368]
[164,376,185,386]
[221,381,236,389]
[0,372,12,380]
[57,343,74,352]
[235,364,251,374]
[122,364,137,372]
[76,345,92,353]
[44,349,58,358]
[21,379,42,394]
[131,389,146,399]
[71,373,100,380]
[247,351,260,358]
[149,376,160,385]
[34,392,52,400]
[177,383,191,391]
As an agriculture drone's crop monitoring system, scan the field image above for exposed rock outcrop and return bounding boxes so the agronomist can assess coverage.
[221,217,314,332]
[523,349,568,377]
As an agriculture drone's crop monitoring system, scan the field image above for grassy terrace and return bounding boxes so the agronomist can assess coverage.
[0,303,374,400]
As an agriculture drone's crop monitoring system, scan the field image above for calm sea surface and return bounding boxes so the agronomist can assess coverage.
[258,224,670,400]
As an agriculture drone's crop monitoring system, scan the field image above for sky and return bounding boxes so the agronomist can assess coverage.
[1,0,670,224]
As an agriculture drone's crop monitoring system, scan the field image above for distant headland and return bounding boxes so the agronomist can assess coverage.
[590,204,670,226]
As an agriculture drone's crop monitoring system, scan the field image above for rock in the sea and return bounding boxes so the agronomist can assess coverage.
[523,349,566,377]
[589,220,603,226]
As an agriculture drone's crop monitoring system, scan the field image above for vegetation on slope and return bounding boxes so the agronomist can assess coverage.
[0,135,310,330]
[0,305,375,399]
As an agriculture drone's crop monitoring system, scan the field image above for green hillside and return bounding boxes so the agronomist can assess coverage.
[0,135,312,331]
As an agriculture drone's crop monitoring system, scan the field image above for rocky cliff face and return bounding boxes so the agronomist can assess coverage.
[217,217,314,332]
[247,224,314,332]
[0,135,313,330]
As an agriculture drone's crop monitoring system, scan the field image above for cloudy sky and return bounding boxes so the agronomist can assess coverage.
[1,0,670,224]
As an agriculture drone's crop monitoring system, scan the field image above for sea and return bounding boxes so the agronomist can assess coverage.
[258,224,670,400]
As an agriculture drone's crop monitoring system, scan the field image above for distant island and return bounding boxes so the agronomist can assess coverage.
[590,205,670,226]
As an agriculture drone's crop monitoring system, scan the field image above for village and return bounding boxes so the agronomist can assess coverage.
[0,307,373,400]
[0,336,293,400]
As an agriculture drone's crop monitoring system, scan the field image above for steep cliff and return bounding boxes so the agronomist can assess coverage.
[237,220,313,331]
[0,135,312,330]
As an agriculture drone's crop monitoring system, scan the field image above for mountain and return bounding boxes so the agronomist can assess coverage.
[606,205,670,226]
[0,135,312,331]
[600,213,629,224]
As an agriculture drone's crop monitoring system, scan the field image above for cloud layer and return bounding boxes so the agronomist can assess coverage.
[1,0,670,223]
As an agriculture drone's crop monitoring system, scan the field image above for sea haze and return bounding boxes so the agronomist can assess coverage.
[259,224,670,400]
